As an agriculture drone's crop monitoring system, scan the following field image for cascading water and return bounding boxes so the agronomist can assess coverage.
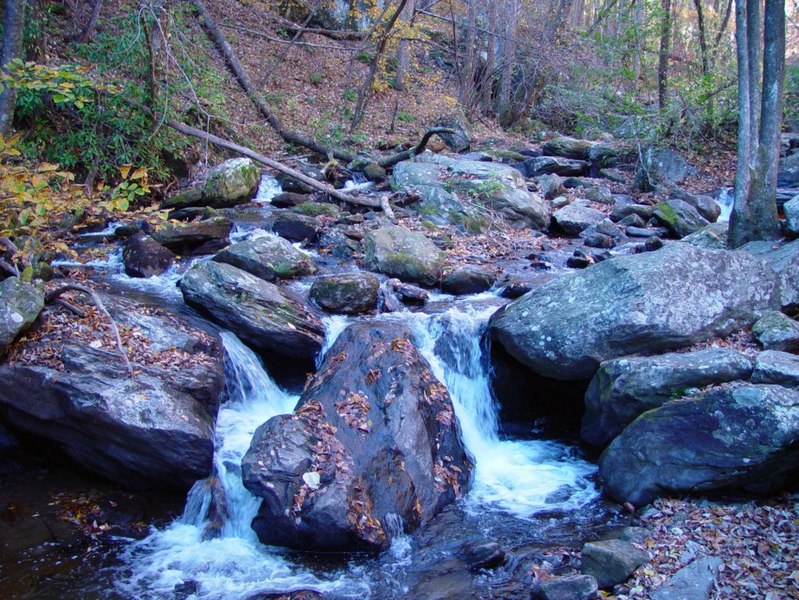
[114,332,369,599]
[405,304,598,518]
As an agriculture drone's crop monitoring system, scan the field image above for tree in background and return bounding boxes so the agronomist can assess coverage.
[0,0,26,134]
[728,0,785,247]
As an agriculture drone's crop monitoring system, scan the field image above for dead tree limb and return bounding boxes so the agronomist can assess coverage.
[378,127,454,168]
[189,0,356,163]
[220,23,357,52]
[69,0,103,44]
[45,284,133,378]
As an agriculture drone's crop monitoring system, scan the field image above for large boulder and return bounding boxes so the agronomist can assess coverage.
[202,158,260,207]
[580,539,648,589]
[152,217,233,255]
[272,211,320,242]
[784,194,799,237]
[241,321,472,551]
[751,311,799,351]
[634,147,693,191]
[0,300,223,489]
[489,243,780,380]
[122,232,176,278]
[599,384,799,505]
[309,272,380,314]
[680,222,728,249]
[581,349,754,447]
[0,278,44,357]
[519,156,589,178]
[752,350,799,387]
[441,265,496,295]
[180,261,324,359]
[778,152,799,187]
[542,136,594,160]
[213,234,318,282]
[393,155,548,229]
[741,238,799,310]
[363,225,445,287]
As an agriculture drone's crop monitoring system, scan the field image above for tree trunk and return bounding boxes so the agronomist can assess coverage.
[459,0,477,107]
[729,0,785,247]
[0,0,25,134]
[393,0,415,91]
[658,0,672,113]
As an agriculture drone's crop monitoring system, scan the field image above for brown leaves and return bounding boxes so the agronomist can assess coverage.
[335,391,372,434]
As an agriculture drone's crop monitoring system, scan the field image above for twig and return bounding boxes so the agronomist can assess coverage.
[54,298,87,318]
[45,284,134,378]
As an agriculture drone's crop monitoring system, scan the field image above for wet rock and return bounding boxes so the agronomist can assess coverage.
[581,539,647,589]
[271,192,312,208]
[552,202,606,236]
[618,213,646,228]
[599,384,799,505]
[489,243,779,380]
[0,278,44,357]
[741,238,799,310]
[0,305,223,489]
[292,202,341,219]
[122,232,176,278]
[582,233,616,249]
[441,265,496,295]
[214,235,318,282]
[611,202,653,222]
[272,212,320,243]
[566,249,595,269]
[751,350,799,387]
[680,222,729,249]
[500,281,534,299]
[364,225,444,287]
[435,116,472,152]
[584,186,613,205]
[653,199,710,238]
[310,272,380,314]
[650,556,723,600]
[785,194,799,237]
[202,158,260,207]
[520,156,589,178]
[246,591,324,600]
[180,261,324,359]
[676,192,721,223]
[634,147,693,192]
[752,311,799,351]
[542,136,595,160]
[459,541,506,570]
[390,280,430,305]
[161,187,204,210]
[536,574,599,600]
[242,321,472,551]
[152,217,233,255]
[581,348,754,447]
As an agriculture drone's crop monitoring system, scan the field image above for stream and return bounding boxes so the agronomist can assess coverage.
[2,179,623,599]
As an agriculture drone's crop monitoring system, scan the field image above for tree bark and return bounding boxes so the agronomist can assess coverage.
[70,0,102,44]
[657,0,672,113]
[0,0,26,134]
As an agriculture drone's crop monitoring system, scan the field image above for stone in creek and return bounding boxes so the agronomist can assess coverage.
[122,232,176,278]
[580,539,647,589]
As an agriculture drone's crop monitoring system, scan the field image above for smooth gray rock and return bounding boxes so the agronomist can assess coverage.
[214,235,318,282]
[0,278,44,356]
[542,136,595,160]
[752,311,799,351]
[364,225,444,287]
[741,238,799,310]
[581,539,647,589]
[272,211,320,242]
[520,156,589,178]
[752,350,799,387]
[553,202,607,236]
[650,556,723,600]
[536,574,599,600]
[441,265,496,295]
[490,243,779,380]
[310,272,380,314]
[784,194,799,237]
[0,303,223,489]
[242,321,471,551]
[634,147,693,191]
[582,348,754,447]
[202,158,260,207]
[180,261,324,359]
[654,199,710,238]
[599,384,799,505]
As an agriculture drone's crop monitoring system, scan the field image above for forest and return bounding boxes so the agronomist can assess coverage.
[0,0,798,599]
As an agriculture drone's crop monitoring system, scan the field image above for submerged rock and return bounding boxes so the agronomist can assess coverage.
[213,234,318,282]
[364,225,445,287]
[599,384,799,505]
[490,243,779,380]
[0,278,44,357]
[0,302,223,489]
[653,199,709,238]
[581,348,754,447]
[242,321,472,551]
[180,261,324,359]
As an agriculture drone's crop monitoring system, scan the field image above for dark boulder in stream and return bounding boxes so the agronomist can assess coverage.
[242,321,472,551]
[180,260,324,359]
[122,232,176,277]
[0,299,223,489]
[490,243,780,380]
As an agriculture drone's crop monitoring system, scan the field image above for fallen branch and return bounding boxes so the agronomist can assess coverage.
[189,0,356,163]
[378,127,454,168]
[220,23,356,52]
[45,284,133,378]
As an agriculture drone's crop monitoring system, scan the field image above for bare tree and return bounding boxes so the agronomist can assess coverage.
[728,0,785,247]
[0,0,26,134]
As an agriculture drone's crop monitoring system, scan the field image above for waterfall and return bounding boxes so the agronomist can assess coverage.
[406,305,598,518]
[114,332,368,600]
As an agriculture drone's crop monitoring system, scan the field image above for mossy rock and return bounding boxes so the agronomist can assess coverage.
[310,273,380,314]
[292,202,341,218]
[363,225,444,287]
[203,158,261,207]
